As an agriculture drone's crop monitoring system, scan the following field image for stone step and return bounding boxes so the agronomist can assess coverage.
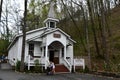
[0,63,12,70]
[55,64,69,72]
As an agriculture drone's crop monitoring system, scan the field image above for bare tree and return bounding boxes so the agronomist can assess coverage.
[87,0,100,56]
[0,0,3,21]
[5,3,9,40]
[61,0,87,52]
[71,0,92,70]
[20,0,27,72]
[99,0,110,70]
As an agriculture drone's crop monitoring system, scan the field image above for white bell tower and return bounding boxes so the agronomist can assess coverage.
[44,1,59,28]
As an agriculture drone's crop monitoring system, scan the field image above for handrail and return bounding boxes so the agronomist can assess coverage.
[46,58,50,68]
[27,55,44,70]
[63,58,72,72]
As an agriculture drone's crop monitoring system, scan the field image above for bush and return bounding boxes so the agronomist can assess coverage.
[83,65,90,73]
[75,66,90,73]
[15,60,27,72]
[15,60,21,71]
[34,59,42,73]
[103,62,111,71]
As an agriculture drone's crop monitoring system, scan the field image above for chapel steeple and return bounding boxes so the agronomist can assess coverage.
[44,1,59,28]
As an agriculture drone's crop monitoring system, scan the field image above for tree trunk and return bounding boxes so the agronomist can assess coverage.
[99,0,110,70]
[20,0,27,72]
[5,6,9,40]
[73,1,92,70]
[0,0,3,21]
[87,0,100,56]
[61,0,87,52]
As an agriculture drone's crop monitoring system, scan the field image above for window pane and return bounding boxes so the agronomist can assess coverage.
[29,43,34,56]
[50,22,55,28]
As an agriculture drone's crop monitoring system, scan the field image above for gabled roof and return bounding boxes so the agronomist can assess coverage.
[19,27,47,37]
[27,34,43,42]
[8,27,76,50]
[41,28,76,43]
[43,18,59,23]
[25,28,76,43]
[7,27,47,50]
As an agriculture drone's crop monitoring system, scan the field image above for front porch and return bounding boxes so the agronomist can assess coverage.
[26,35,74,72]
[26,55,72,73]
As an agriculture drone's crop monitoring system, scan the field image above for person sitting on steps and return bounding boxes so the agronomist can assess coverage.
[47,61,55,75]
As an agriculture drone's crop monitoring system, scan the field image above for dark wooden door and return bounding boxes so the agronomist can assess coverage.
[54,57,59,64]
[49,51,54,62]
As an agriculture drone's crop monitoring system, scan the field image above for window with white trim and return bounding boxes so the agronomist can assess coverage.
[29,43,34,57]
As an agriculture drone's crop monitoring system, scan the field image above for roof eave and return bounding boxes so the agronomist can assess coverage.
[43,18,59,23]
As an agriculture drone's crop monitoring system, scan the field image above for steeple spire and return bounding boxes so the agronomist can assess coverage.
[48,1,56,18]
[44,1,59,28]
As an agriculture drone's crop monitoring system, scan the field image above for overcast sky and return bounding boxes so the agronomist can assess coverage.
[0,0,24,32]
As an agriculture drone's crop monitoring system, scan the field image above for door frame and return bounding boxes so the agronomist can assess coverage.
[49,49,59,64]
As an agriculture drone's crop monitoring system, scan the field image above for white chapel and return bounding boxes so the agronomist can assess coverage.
[8,1,76,72]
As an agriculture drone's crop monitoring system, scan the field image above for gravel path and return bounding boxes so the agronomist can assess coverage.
[0,70,119,80]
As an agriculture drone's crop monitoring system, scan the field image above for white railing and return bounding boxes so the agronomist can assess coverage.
[39,57,45,64]
[45,58,50,69]
[27,55,33,70]
[26,55,45,70]
[8,59,15,66]
[62,58,72,72]
[66,58,71,64]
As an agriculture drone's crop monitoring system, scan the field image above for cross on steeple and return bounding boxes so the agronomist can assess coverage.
[44,1,59,28]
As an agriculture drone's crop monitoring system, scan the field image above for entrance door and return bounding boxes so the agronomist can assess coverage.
[49,51,54,62]
[49,50,59,64]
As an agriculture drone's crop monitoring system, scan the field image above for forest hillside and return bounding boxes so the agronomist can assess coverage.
[0,0,120,72]
[58,5,120,72]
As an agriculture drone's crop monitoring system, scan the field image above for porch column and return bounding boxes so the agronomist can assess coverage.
[45,45,48,69]
[59,48,62,64]
[64,45,66,59]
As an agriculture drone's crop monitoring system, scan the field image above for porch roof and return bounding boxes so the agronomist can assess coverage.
[26,35,43,42]
[7,27,47,50]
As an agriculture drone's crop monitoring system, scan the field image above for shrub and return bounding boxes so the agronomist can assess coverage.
[103,62,111,71]
[75,66,90,73]
[34,59,42,73]
[83,65,90,73]
[15,60,21,71]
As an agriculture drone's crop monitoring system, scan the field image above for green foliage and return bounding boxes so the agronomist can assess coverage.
[26,0,51,31]
[34,59,42,73]
[75,65,90,73]
[0,39,9,55]
[15,60,21,71]
[103,62,111,71]
[83,65,90,73]
[114,43,120,51]
[15,59,43,73]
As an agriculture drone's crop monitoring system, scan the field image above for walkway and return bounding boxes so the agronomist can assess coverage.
[0,70,119,80]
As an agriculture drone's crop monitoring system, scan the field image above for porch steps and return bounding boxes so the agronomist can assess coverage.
[55,64,69,73]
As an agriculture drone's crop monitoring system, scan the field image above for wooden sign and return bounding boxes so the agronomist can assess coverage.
[53,33,61,38]
[73,58,85,71]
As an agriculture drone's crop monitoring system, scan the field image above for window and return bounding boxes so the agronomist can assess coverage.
[29,43,34,57]
[50,22,55,28]
[61,48,64,57]
[44,47,45,57]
